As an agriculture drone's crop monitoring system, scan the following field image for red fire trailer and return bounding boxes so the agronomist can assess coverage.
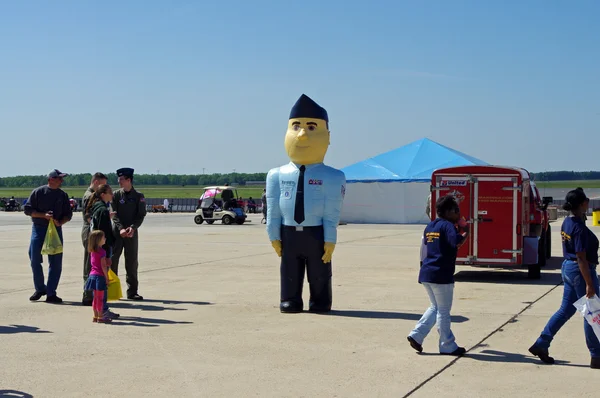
[430,165,553,279]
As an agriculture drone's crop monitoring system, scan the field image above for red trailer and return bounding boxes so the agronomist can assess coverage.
[430,165,553,279]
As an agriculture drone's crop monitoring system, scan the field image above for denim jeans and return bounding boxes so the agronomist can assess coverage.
[535,260,600,357]
[409,282,459,353]
[28,223,63,296]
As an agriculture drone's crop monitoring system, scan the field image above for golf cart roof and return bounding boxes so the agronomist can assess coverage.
[202,186,237,190]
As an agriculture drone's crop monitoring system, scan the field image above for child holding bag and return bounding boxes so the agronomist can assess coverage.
[86,230,112,323]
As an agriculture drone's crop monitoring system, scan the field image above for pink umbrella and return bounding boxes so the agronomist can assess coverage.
[200,189,222,200]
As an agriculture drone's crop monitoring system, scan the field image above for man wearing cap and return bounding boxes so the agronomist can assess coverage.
[266,94,346,313]
[111,167,147,300]
[81,172,108,306]
[23,169,73,303]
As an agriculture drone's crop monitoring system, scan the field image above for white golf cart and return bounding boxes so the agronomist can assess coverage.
[194,186,248,225]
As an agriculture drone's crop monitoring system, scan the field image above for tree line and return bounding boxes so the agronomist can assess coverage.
[531,171,600,181]
[0,172,268,188]
[1,170,599,188]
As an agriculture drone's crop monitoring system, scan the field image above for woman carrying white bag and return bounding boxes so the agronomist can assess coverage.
[529,188,600,369]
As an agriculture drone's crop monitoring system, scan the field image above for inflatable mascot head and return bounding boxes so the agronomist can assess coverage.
[285,94,330,165]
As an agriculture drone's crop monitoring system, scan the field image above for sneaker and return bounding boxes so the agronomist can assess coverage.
[407,336,423,353]
[96,316,112,324]
[441,347,466,356]
[104,310,120,319]
[528,344,555,364]
[30,291,46,301]
[45,295,63,304]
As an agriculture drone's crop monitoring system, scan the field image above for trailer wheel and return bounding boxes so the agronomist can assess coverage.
[545,226,552,259]
[538,232,547,268]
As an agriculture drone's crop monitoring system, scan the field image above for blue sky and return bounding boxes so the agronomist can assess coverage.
[1,0,598,177]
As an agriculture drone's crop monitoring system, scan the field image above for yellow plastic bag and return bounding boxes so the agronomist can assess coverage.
[107,269,123,301]
[41,221,63,255]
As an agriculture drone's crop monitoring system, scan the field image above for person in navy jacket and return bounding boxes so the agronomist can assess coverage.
[408,195,469,356]
[529,188,600,369]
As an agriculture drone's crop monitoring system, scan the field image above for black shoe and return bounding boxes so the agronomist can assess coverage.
[127,294,144,301]
[280,301,303,313]
[407,336,423,353]
[82,299,93,306]
[46,295,63,304]
[30,291,46,301]
[591,357,600,369]
[308,306,331,313]
[528,344,555,364]
[441,347,466,356]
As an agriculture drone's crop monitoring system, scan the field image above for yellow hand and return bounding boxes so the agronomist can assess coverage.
[322,242,336,263]
[271,240,282,257]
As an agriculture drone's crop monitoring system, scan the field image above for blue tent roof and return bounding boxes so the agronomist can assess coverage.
[342,138,488,183]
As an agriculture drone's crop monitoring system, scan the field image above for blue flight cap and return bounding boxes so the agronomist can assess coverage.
[289,94,328,123]
[117,167,134,178]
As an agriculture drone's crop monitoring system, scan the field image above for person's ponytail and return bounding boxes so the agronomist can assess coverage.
[562,202,573,211]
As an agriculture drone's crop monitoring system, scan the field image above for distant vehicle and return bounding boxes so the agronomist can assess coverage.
[430,165,553,279]
[0,197,21,212]
[194,186,248,225]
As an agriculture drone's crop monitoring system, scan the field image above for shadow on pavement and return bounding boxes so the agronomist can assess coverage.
[464,349,589,368]
[61,300,212,312]
[454,257,564,286]
[317,310,469,323]
[0,390,34,398]
[0,325,51,334]
[109,316,193,328]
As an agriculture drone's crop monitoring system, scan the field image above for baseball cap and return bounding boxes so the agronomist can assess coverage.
[48,169,68,179]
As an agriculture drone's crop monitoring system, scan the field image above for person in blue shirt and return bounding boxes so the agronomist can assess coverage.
[266,94,346,313]
[529,188,600,369]
[407,195,469,356]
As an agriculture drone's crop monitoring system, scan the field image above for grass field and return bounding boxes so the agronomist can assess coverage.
[534,180,600,189]
[1,180,598,199]
[0,186,265,199]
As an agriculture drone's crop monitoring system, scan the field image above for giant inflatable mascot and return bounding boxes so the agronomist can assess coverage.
[266,94,346,314]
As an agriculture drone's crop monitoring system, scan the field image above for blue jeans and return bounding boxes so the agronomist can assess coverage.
[535,260,600,357]
[28,223,63,296]
[409,282,459,353]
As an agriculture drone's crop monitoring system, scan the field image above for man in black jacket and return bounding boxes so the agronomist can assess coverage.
[24,169,73,303]
[111,168,147,300]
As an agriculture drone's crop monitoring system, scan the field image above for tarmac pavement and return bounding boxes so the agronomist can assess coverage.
[1,212,599,397]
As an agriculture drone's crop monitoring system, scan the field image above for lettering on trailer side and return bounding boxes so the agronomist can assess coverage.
[440,180,468,187]
[479,196,513,203]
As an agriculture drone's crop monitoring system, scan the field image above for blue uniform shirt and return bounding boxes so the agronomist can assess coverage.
[562,216,599,265]
[419,218,465,284]
[266,162,346,243]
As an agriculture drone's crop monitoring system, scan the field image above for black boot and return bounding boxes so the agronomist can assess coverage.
[591,357,600,369]
[529,344,555,364]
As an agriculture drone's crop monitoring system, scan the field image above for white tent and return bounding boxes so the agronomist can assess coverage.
[340,138,488,224]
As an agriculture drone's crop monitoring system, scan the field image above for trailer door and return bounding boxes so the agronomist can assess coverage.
[473,176,518,263]
[433,175,474,262]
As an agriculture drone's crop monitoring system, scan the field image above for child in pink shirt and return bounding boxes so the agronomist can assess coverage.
[85,230,111,323]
